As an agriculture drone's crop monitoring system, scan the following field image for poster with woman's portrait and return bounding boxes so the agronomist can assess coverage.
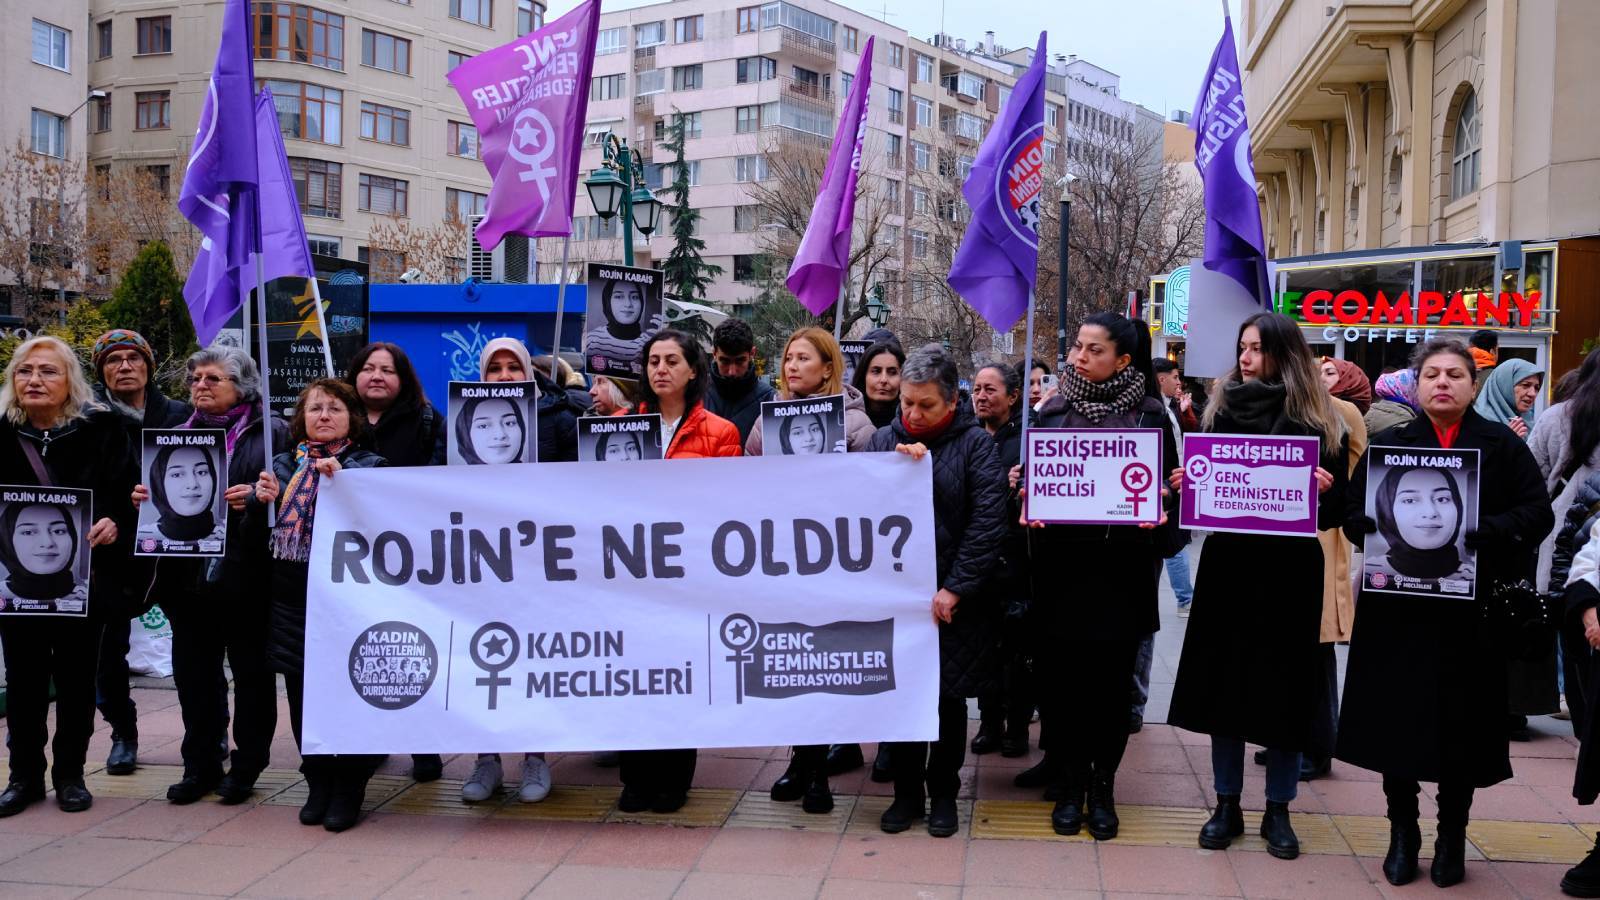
[137,429,227,557]
[1362,446,1481,599]
[840,340,872,387]
[447,382,537,466]
[761,395,848,456]
[0,485,93,617]
[577,414,665,463]
[584,263,664,379]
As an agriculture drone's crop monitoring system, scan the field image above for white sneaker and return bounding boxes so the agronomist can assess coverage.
[461,753,503,803]
[1177,605,1191,619]
[518,755,552,803]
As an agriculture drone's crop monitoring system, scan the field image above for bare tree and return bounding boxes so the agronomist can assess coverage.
[0,141,86,325]
[86,163,199,299]
[366,213,470,283]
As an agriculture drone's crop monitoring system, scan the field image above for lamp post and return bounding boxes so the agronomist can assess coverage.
[866,283,890,328]
[584,135,663,267]
[1054,172,1076,375]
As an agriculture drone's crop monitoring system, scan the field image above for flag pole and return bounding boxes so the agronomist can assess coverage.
[831,268,848,341]
[253,250,276,525]
[1220,0,1230,18]
[1020,289,1036,524]
[307,276,336,377]
[549,233,571,385]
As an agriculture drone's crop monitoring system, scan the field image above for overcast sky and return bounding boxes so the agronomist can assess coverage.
[548,0,1245,117]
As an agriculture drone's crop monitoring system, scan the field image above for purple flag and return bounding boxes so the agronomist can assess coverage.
[447,0,600,250]
[785,37,874,315]
[946,33,1048,333]
[1192,15,1269,307]
[255,88,315,283]
[178,0,260,345]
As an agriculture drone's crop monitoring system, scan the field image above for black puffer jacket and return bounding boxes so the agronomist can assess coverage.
[534,370,583,462]
[866,404,1006,697]
[704,368,775,445]
[1554,469,1600,600]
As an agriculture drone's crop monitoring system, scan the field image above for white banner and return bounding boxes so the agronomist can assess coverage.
[302,454,940,754]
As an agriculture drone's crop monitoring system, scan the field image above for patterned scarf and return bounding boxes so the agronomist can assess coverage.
[270,439,350,562]
[186,403,255,458]
[1058,366,1146,424]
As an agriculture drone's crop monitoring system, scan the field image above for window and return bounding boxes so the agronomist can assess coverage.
[841,72,852,95]
[636,69,664,95]
[1046,103,1058,128]
[360,247,406,281]
[947,111,983,140]
[30,110,67,157]
[448,120,479,158]
[842,26,858,53]
[883,224,900,245]
[737,56,776,84]
[911,187,929,215]
[734,205,768,232]
[736,105,763,133]
[733,255,761,283]
[597,27,624,54]
[915,53,933,83]
[674,112,703,139]
[306,234,340,256]
[447,187,489,222]
[517,0,542,35]
[449,0,492,28]
[911,140,930,171]
[1451,87,1481,200]
[135,91,171,130]
[913,97,932,128]
[590,74,624,101]
[889,43,904,68]
[885,133,902,162]
[359,173,408,215]
[635,21,664,47]
[289,157,342,217]
[137,16,172,54]
[1043,140,1058,164]
[254,4,345,70]
[736,6,760,33]
[887,88,904,124]
[886,178,901,212]
[360,101,409,145]
[32,20,70,71]
[956,72,984,98]
[94,95,112,133]
[447,50,471,71]
[674,15,702,43]
[96,20,112,59]
[673,64,702,91]
[999,86,1012,109]
[734,155,769,183]
[911,229,928,259]
[264,79,342,144]
[143,165,171,198]
[775,5,834,41]
[957,153,975,179]
[361,30,410,74]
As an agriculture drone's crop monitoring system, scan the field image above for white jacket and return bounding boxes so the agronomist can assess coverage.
[1570,517,1600,593]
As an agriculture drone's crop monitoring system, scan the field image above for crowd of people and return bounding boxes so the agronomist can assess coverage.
[2,314,1600,895]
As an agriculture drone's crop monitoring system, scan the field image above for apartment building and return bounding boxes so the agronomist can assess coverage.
[85,0,548,271]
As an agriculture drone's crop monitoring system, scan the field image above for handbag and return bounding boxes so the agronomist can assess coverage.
[1480,577,1561,660]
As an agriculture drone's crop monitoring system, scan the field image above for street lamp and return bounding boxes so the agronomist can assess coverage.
[583,134,663,267]
[1055,172,1076,375]
[866,283,890,327]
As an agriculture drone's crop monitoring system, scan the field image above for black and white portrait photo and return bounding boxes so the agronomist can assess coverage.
[577,414,664,463]
[760,395,847,457]
[584,263,664,379]
[1362,446,1481,599]
[136,429,227,557]
[839,340,872,387]
[448,382,536,466]
[0,486,93,616]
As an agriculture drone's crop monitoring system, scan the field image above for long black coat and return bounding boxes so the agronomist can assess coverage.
[261,445,387,676]
[1336,409,1551,787]
[533,370,582,462]
[704,370,775,445]
[1027,394,1180,641]
[93,382,193,433]
[867,404,1006,697]
[366,400,445,467]
[1167,409,1348,751]
[1560,481,1600,802]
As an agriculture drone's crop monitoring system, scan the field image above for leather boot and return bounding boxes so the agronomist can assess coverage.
[1561,835,1600,897]
[970,719,1003,755]
[1013,755,1055,789]
[769,752,806,802]
[824,743,864,775]
[1000,720,1029,758]
[106,732,138,776]
[1086,772,1119,841]
[1050,770,1086,836]
[880,789,925,833]
[927,796,958,838]
[323,777,367,832]
[870,745,893,784]
[1382,820,1421,886]
[1431,828,1467,887]
[1260,800,1300,860]
[299,775,333,826]
[801,768,834,814]
[1198,793,1244,849]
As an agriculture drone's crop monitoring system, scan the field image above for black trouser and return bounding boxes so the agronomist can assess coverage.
[95,616,137,737]
[284,671,382,783]
[0,618,98,789]
[1383,775,1476,831]
[167,594,278,779]
[1307,642,1339,764]
[976,619,1034,737]
[1048,638,1141,780]
[618,749,697,797]
[889,693,968,800]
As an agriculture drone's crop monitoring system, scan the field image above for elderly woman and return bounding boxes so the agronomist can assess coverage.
[1339,339,1552,888]
[588,375,634,417]
[870,344,1006,838]
[1367,370,1420,435]
[251,378,385,832]
[0,336,136,817]
[130,347,286,806]
[1475,357,1544,439]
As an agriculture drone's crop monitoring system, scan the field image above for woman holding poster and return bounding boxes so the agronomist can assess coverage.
[1026,313,1179,841]
[620,329,741,813]
[1338,339,1551,888]
[0,336,136,817]
[1168,312,1347,862]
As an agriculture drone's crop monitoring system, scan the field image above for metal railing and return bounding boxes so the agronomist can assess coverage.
[779,26,836,63]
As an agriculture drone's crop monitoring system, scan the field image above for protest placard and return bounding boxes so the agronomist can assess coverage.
[1180,434,1320,536]
[136,429,227,557]
[578,413,664,462]
[761,395,847,456]
[1023,429,1162,525]
[0,485,93,617]
[448,381,538,466]
[839,340,872,386]
[1361,446,1480,599]
[584,263,664,379]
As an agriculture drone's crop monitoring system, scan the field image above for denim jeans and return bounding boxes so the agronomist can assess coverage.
[1211,736,1299,803]
[1131,634,1154,718]
[1164,551,1194,606]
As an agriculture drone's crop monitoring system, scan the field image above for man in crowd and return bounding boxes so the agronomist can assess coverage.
[703,318,774,444]
[1470,329,1499,393]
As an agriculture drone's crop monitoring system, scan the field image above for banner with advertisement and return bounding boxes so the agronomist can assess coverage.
[1180,434,1320,536]
[1023,429,1162,525]
[301,454,940,753]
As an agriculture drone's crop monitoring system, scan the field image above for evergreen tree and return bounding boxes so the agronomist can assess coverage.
[659,113,722,341]
[100,240,197,369]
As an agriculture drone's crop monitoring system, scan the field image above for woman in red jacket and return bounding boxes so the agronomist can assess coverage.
[617,329,740,812]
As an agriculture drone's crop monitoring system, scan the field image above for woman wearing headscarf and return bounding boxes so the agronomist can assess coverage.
[138,445,224,546]
[1339,338,1552,888]
[1169,312,1347,861]
[0,336,136,817]
[251,379,385,831]
[850,340,904,430]
[585,278,663,379]
[1475,357,1544,440]
[454,396,528,464]
[588,375,635,417]
[1367,370,1420,436]
[133,347,286,806]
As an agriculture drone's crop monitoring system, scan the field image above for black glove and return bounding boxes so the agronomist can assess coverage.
[1463,528,1488,550]
[1349,515,1378,535]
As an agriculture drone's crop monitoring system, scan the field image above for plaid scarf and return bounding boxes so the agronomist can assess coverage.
[1059,366,1146,424]
[270,439,350,562]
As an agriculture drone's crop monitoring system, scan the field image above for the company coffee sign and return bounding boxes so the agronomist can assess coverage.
[1281,290,1543,343]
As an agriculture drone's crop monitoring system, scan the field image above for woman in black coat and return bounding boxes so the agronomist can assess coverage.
[1168,312,1347,861]
[1026,313,1180,842]
[1338,338,1553,889]
[0,336,137,817]
[250,378,386,833]
[867,344,1006,839]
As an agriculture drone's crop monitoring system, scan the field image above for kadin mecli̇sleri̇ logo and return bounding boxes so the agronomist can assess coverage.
[994,123,1046,247]
[719,614,895,704]
[348,621,438,710]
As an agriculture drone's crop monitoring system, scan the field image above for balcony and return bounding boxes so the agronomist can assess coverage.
[779,26,835,66]
[783,77,833,105]
[888,109,905,125]
[633,45,656,66]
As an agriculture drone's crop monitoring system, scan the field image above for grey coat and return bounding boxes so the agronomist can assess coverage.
[1530,401,1600,590]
